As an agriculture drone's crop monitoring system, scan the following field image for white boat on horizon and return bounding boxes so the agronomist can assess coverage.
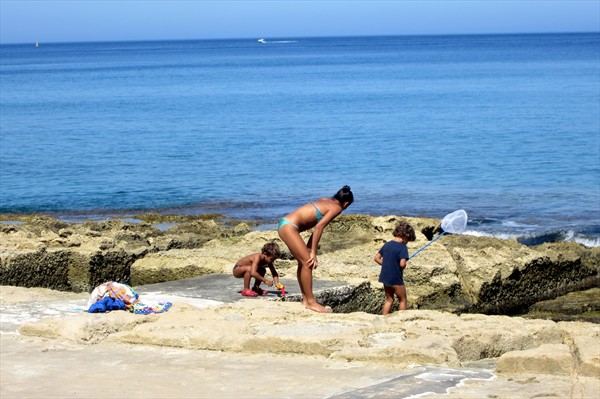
[257,38,266,44]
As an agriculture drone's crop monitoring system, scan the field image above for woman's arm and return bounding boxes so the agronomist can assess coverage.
[306,205,343,268]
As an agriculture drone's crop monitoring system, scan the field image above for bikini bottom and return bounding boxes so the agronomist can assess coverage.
[277,217,299,232]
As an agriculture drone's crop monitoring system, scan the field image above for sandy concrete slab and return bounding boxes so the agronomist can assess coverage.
[2,284,599,399]
[1,335,492,399]
[135,274,350,303]
[5,335,596,399]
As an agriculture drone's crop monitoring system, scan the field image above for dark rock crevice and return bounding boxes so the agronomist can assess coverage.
[469,256,598,316]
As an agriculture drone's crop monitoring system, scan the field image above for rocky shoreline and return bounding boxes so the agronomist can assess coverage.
[1,213,599,398]
[1,213,598,320]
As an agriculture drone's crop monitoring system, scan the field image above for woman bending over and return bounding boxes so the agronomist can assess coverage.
[277,185,354,313]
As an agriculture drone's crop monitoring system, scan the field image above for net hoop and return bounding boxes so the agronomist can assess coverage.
[440,209,468,235]
[408,209,468,260]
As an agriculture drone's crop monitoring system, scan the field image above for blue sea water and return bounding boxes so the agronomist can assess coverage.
[1,33,599,246]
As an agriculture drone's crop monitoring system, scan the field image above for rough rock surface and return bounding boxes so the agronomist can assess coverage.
[1,213,598,320]
[12,295,600,376]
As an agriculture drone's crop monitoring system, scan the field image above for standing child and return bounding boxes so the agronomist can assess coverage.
[374,221,416,315]
[233,242,282,297]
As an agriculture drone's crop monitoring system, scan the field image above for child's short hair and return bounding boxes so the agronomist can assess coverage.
[261,242,281,259]
[393,222,416,242]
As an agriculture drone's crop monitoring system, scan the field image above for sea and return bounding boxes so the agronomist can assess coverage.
[1,33,599,247]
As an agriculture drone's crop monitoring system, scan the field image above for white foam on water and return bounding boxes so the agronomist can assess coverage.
[415,371,468,382]
[404,366,495,399]
[464,228,600,247]
[407,391,437,399]
[564,230,600,247]
[463,230,520,240]
[453,372,496,389]
[0,299,87,334]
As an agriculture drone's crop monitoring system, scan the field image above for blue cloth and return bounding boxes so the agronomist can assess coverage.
[87,297,127,313]
[377,241,409,286]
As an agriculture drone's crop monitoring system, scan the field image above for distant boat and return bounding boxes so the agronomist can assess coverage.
[257,38,266,44]
[35,41,39,47]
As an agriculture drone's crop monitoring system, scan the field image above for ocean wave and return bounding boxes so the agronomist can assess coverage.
[562,231,600,247]
[463,230,521,241]
[464,229,600,247]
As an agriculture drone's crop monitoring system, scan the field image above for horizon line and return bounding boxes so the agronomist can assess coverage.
[2,30,598,46]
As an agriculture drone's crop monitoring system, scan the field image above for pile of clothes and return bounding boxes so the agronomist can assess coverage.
[86,281,172,315]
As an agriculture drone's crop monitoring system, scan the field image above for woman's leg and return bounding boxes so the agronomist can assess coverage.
[296,261,306,303]
[382,285,395,315]
[279,225,329,313]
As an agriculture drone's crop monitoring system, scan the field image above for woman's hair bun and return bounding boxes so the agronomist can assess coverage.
[334,185,354,205]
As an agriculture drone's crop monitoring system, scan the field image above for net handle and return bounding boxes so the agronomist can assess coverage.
[408,209,467,261]
[408,231,446,260]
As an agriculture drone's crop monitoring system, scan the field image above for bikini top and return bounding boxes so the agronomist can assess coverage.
[311,203,324,223]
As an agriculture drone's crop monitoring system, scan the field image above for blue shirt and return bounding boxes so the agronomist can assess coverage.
[378,240,409,286]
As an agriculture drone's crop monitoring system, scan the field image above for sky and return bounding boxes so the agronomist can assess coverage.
[0,0,599,44]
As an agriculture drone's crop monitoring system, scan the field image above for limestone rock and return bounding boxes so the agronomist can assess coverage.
[496,344,574,375]
[1,214,598,320]
[16,298,598,381]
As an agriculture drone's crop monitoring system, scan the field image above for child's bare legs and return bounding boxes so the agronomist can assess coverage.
[383,284,407,315]
[396,284,407,310]
[279,226,329,313]
[233,266,252,290]
[382,285,395,315]
[252,268,266,291]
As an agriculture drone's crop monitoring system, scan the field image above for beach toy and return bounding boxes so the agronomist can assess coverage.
[276,283,286,300]
[409,209,468,260]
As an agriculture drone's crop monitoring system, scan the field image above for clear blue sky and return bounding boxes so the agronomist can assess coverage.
[1,0,599,44]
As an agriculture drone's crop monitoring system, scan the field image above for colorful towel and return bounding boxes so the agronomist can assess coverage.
[86,281,139,311]
[133,301,173,315]
[87,281,173,315]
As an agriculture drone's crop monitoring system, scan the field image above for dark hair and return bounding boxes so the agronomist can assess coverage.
[333,185,354,206]
[261,242,281,259]
[393,222,416,242]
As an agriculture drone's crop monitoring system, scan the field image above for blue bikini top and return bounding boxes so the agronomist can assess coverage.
[311,203,324,223]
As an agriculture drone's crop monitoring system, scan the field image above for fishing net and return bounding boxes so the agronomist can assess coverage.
[440,209,468,234]
[409,209,468,260]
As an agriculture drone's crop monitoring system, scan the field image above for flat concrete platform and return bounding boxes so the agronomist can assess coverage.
[136,274,351,303]
[0,275,353,334]
[0,334,495,399]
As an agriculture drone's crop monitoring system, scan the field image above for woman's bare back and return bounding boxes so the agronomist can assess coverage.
[284,198,341,231]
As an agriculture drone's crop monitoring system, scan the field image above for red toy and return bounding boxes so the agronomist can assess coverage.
[276,283,286,300]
